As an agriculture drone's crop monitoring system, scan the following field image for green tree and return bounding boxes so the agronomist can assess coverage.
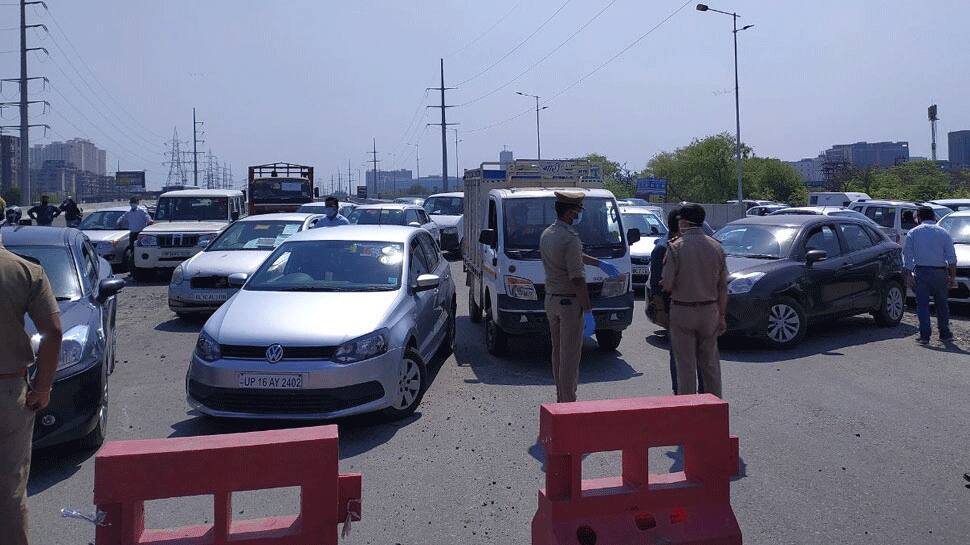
[845,160,952,201]
[581,152,636,198]
[743,157,808,205]
[644,133,751,202]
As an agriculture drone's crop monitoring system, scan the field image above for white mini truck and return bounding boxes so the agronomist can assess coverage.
[463,159,640,355]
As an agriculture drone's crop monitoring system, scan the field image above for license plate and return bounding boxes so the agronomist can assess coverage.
[633,266,650,275]
[238,373,306,389]
[162,251,192,258]
[192,292,228,302]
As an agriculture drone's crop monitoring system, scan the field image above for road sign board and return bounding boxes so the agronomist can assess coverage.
[635,178,667,197]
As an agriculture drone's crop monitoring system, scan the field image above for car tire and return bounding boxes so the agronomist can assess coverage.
[440,298,457,357]
[78,365,108,450]
[763,296,808,349]
[468,287,482,323]
[131,265,154,282]
[595,329,622,352]
[873,280,905,327]
[484,309,508,356]
[383,347,427,420]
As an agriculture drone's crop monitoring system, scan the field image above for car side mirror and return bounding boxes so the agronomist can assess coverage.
[408,221,422,228]
[228,272,249,288]
[231,211,240,221]
[479,229,497,247]
[805,249,827,266]
[413,273,440,292]
[627,228,641,245]
[96,277,125,303]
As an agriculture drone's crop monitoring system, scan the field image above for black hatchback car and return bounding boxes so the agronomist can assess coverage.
[0,226,124,448]
[714,215,904,349]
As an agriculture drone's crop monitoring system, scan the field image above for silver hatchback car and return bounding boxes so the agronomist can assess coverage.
[186,225,456,420]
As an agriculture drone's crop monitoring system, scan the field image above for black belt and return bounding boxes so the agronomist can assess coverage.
[548,293,577,298]
[671,300,717,307]
[914,266,946,270]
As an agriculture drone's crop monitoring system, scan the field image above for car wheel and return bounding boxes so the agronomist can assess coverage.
[468,287,482,323]
[874,280,905,327]
[595,329,622,352]
[78,364,108,450]
[131,265,154,282]
[484,309,508,356]
[440,298,457,356]
[383,347,427,420]
[763,297,807,349]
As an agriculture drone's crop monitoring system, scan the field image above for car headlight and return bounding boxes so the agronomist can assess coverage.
[505,276,538,300]
[333,329,389,364]
[600,273,630,298]
[194,330,222,362]
[59,325,89,370]
[137,234,158,247]
[197,234,216,247]
[728,271,766,294]
[96,240,116,253]
[171,265,185,285]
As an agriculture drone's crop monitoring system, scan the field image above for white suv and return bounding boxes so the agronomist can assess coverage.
[849,200,953,243]
[133,189,246,280]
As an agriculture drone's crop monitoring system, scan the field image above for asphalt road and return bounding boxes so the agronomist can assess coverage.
[27,259,970,545]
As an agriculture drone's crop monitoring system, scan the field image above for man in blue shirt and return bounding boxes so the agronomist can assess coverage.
[902,206,958,344]
[314,196,350,228]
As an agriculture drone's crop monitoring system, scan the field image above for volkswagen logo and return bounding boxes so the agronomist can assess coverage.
[265,344,284,363]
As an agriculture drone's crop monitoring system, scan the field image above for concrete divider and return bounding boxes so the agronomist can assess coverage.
[652,203,747,230]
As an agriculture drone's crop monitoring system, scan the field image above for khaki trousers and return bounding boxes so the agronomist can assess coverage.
[0,377,33,545]
[545,295,584,402]
[670,304,723,397]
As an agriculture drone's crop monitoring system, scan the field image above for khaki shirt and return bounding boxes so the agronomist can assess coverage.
[540,220,585,295]
[0,246,60,374]
[661,228,727,303]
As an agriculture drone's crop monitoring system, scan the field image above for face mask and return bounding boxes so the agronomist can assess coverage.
[572,211,583,225]
[130,204,138,211]
[325,207,337,218]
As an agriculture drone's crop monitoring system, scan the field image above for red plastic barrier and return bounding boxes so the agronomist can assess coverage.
[532,394,741,545]
[93,425,361,545]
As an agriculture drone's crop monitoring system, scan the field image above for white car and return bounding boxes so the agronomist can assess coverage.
[937,211,970,303]
[78,205,147,270]
[849,200,953,244]
[423,192,464,253]
[619,207,667,289]
[348,203,440,243]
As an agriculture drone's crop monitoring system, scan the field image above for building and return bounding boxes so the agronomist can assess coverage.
[31,160,78,199]
[949,130,970,167]
[365,168,413,197]
[415,175,462,193]
[786,156,825,186]
[31,138,107,176]
[822,141,909,169]
[0,134,20,197]
[499,148,513,167]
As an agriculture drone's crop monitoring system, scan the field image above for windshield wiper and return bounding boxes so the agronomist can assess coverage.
[55,296,73,301]
[737,253,780,260]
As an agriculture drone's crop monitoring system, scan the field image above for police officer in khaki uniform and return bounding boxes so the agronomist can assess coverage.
[540,191,614,402]
[0,236,62,545]
[660,203,728,397]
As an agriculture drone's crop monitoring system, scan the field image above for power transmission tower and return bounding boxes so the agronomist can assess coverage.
[192,108,205,186]
[163,127,188,186]
[347,159,354,197]
[427,58,456,193]
[367,138,381,196]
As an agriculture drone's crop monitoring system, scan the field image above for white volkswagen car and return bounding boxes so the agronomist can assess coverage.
[186,225,456,420]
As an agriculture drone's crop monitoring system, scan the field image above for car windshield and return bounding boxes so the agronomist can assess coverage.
[78,211,124,230]
[349,208,406,226]
[7,246,81,300]
[625,198,649,206]
[207,220,304,251]
[939,216,970,244]
[251,178,311,202]
[622,212,667,237]
[424,196,464,216]
[155,197,228,221]
[715,224,799,259]
[503,197,624,258]
[245,240,404,292]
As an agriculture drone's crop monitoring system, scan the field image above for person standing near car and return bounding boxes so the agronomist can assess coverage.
[27,195,60,226]
[115,197,153,268]
[903,206,958,344]
[314,196,350,228]
[661,203,728,397]
[0,237,62,545]
[60,196,83,228]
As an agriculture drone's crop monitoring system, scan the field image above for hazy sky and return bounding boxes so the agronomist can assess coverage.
[2,0,968,189]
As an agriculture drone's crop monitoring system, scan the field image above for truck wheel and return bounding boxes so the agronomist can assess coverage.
[595,329,623,352]
[468,287,482,323]
[131,266,155,282]
[484,311,508,356]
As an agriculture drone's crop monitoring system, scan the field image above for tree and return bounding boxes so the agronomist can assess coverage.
[644,133,751,203]
[581,153,636,198]
[844,160,952,202]
[1,186,21,207]
[743,157,808,205]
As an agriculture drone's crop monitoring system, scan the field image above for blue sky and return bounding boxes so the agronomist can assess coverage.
[1,0,968,188]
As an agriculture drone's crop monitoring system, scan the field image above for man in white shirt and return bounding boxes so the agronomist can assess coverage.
[115,197,154,269]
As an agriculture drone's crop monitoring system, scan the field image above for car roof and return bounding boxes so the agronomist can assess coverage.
[237,212,319,222]
[355,203,421,210]
[494,187,616,199]
[942,210,970,218]
[160,189,244,198]
[427,192,463,198]
[0,225,75,246]
[619,206,661,215]
[730,214,864,227]
[929,199,970,206]
[774,206,844,214]
[284,224,417,244]
[852,199,947,208]
[91,205,137,212]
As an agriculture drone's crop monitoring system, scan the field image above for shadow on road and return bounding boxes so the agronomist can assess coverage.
[154,317,204,333]
[28,444,96,496]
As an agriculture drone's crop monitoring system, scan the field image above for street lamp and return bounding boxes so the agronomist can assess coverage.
[516,91,549,160]
[696,3,753,203]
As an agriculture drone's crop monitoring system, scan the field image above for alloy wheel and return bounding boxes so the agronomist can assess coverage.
[767,303,800,343]
[396,357,422,410]
[886,286,904,321]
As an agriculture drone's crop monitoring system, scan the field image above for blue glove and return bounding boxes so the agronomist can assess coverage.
[583,311,596,337]
[598,261,620,278]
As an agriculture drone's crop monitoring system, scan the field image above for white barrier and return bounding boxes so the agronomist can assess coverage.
[651,203,746,230]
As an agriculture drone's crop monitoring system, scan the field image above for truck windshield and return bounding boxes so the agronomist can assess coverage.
[155,197,229,221]
[503,197,624,258]
[424,196,464,216]
[251,178,312,202]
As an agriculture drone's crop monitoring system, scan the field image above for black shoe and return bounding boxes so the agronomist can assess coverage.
[940,334,954,343]
[916,337,929,346]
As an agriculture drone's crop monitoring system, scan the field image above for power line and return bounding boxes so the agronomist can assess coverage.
[445,0,526,59]
[454,0,573,87]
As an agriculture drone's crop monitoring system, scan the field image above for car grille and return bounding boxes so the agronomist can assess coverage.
[158,234,199,248]
[534,282,604,299]
[220,344,337,360]
[188,380,384,414]
[631,256,651,265]
[191,276,228,289]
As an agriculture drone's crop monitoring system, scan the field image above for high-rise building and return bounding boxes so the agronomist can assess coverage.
[822,141,909,169]
[0,134,21,196]
[32,160,78,199]
[949,130,970,167]
[499,148,513,167]
[786,156,825,186]
[30,138,107,175]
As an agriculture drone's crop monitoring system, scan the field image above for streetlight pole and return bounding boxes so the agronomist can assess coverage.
[516,91,548,160]
[451,128,462,182]
[696,4,753,203]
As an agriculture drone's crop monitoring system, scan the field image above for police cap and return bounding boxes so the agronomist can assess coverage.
[554,191,584,208]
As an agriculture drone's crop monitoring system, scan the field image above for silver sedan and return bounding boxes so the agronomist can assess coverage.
[186,224,456,420]
[168,213,323,317]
